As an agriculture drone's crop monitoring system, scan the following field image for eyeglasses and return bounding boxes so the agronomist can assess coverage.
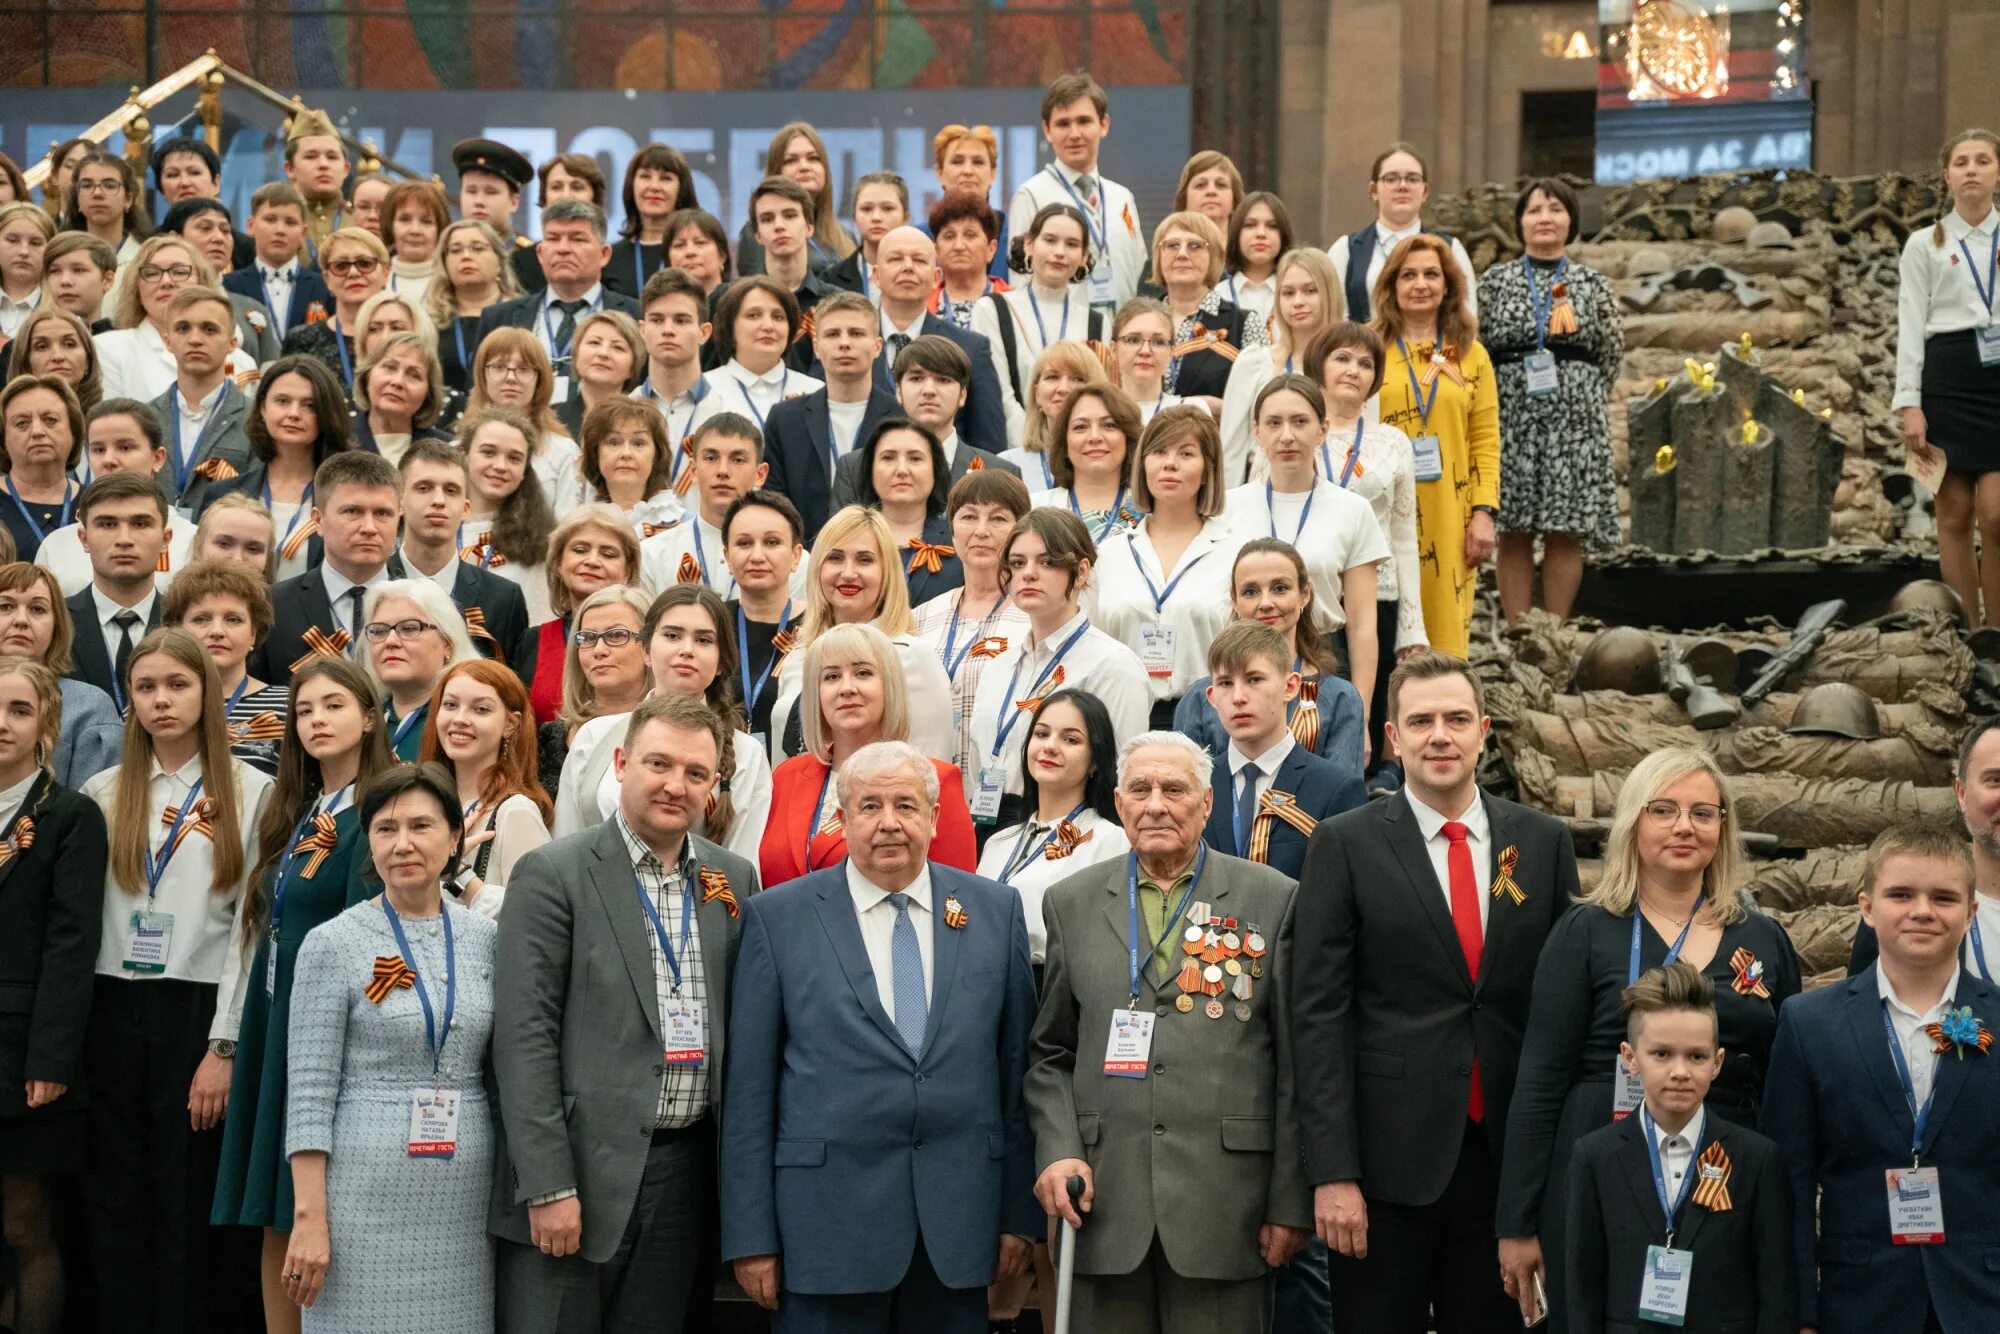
[362,618,435,642]
[573,627,640,648]
[325,257,382,276]
[74,179,124,196]
[137,264,197,284]
[485,363,533,381]
[1376,172,1426,187]
[1116,335,1171,351]
[1642,800,1725,830]
[444,241,493,257]
[1160,239,1208,256]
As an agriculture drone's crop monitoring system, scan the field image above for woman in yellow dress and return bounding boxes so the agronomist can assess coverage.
[1370,234,1498,657]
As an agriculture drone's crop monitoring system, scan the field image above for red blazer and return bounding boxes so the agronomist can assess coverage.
[527,618,568,724]
[758,753,978,889]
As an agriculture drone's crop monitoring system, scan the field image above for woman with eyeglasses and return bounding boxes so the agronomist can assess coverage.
[1138,211,1263,418]
[425,219,523,392]
[61,153,147,277]
[1111,297,1203,424]
[280,228,390,393]
[1493,747,1801,1328]
[516,506,642,725]
[1327,142,1480,325]
[464,328,582,512]
[360,581,477,762]
[537,584,650,802]
[93,236,257,402]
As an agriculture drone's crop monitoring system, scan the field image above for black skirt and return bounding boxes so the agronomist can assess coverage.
[1922,329,2000,474]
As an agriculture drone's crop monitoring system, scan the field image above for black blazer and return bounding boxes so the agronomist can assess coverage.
[0,776,107,1116]
[474,288,643,359]
[248,555,529,686]
[510,237,545,294]
[62,588,162,700]
[222,263,335,338]
[1290,789,1577,1205]
[1565,1113,1796,1334]
[807,314,1010,455]
[830,438,1019,514]
[761,387,901,543]
[822,249,866,294]
[345,412,452,457]
[385,552,530,670]
[147,379,254,513]
[1201,742,1366,881]
[602,239,671,302]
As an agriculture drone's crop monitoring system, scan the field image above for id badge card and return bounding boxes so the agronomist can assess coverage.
[264,938,278,998]
[1137,622,1177,678]
[1089,263,1116,308]
[1636,1245,1692,1325]
[1523,350,1560,397]
[551,373,572,405]
[1410,434,1444,483]
[1611,1055,1644,1121]
[122,910,174,974]
[1977,325,2000,367]
[1103,1008,1155,1078]
[970,764,1005,824]
[407,1088,460,1158]
[1886,1165,1945,1244]
[663,998,706,1066]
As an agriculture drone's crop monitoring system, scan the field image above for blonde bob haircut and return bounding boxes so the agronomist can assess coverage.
[317,225,390,276]
[545,504,642,618]
[351,330,446,430]
[1129,404,1226,519]
[353,289,439,359]
[112,235,216,330]
[560,583,653,734]
[1148,210,1226,289]
[1023,340,1109,456]
[360,579,478,699]
[1583,746,1749,927]
[801,505,914,644]
[0,654,63,768]
[799,621,910,764]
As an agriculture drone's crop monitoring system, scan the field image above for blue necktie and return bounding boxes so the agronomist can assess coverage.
[1235,760,1262,858]
[887,893,927,1056]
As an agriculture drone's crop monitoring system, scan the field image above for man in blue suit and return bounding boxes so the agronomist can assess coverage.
[1762,822,2000,1334]
[1200,623,1366,882]
[721,739,1041,1332]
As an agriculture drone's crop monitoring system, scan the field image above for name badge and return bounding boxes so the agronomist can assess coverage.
[407,1087,461,1158]
[1523,349,1560,397]
[1611,1055,1644,1121]
[122,910,175,974]
[265,939,278,998]
[663,997,706,1066]
[1886,1165,1945,1244]
[1137,622,1177,678]
[1636,1245,1693,1325]
[1103,1008,1154,1079]
[1089,263,1116,309]
[1410,434,1444,483]
[551,374,572,405]
[1976,325,2000,367]
[970,764,1005,824]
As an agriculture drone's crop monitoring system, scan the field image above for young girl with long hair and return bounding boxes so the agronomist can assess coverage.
[419,656,552,916]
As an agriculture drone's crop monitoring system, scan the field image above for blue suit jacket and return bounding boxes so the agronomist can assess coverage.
[1202,741,1365,881]
[1761,965,2000,1334]
[1175,673,1368,780]
[810,314,1008,455]
[221,264,334,338]
[720,862,1040,1293]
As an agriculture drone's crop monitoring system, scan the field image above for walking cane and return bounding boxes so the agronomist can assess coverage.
[1052,1175,1085,1334]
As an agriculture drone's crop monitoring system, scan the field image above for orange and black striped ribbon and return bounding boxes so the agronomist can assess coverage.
[458,533,506,569]
[229,711,287,744]
[677,552,701,584]
[699,865,740,918]
[1246,790,1318,866]
[155,549,173,573]
[1729,946,1770,999]
[1690,1141,1733,1212]
[1045,820,1092,861]
[160,798,216,856]
[280,515,319,562]
[1492,845,1526,905]
[1171,325,1239,365]
[905,539,955,576]
[290,812,339,880]
[191,456,239,482]
[1289,678,1320,752]
[462,605,503,659]
[365,955,416,1004]
[642,521,677,540]
[1926,1018,1995,1056]
[1013,665,1066,711]
[0,815,36,868]
[673,438,698,496]
[967,636,1009,660]
[289,625,349,673]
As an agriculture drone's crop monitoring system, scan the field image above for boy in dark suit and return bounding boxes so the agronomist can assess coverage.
[1763,823,2000,1334]
[1566,961,1795,1333]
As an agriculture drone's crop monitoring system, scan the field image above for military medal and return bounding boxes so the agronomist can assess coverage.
[1242,928,1267,958]
[1204,998,1225,1020]
[1234,1002,1253,1022]
[1175,994,1195,1013]
[1224,959,1242,977]
[1181,925,1204,956]
[1175,959,1202,994]
[943,895,968,929]
[1221,930,1241,953]
[1201,964,1226,997]
[1231,972,1253,1001]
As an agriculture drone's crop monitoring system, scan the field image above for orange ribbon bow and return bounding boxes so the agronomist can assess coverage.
[967,455,985,472]
[1045,820,1093,860]
[305,302,329,325]
[642,521,678,540]
[0,816,36,868]
[1690,1141,1733,1212]
[229,711,287,744]
[677,552,702,585]
[1289,679,1321,752]
[458,533,506,569]
[1492,845,1525,904]
[770,627,797,664]
[1730,947,1771,999]
[1415,342,1465,389]
[1014,665,1066,710]
[462,605,503,659]
[191,456,240,482]
[795,310,816,344]
[280,515,319,562]
[1171,324,1239,364]
[290,812,339,880]
[698,866,739,918]
[160,798,216,856]
[1546,281,1580,337]
[1246,790,1318,866]
[905,538,955,576]
[365,955,415,1004]
[673,437,698,496]
[289,626,350,673]
[967,636,1009,660]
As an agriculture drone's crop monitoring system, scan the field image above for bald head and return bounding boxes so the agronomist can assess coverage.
[876,226,938,310]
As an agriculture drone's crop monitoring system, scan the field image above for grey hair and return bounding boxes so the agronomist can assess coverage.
[541,198,609,243]
[835,738,939,810]
[361,578,477,697]
[1115,730,1214,789]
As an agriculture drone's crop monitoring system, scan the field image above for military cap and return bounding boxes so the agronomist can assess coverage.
[452,138,532,192]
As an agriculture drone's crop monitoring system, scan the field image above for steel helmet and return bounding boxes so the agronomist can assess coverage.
[1888,579,1967,627]
[1572,627,1663,694]
[1786,681,1880,740]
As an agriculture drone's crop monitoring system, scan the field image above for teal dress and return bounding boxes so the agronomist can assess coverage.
[386,702,427,762]
[210,803,367,1229]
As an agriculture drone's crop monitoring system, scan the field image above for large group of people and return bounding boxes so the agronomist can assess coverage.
[0,66,1991,1334]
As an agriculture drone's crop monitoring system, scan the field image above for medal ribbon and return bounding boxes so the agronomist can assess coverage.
[905,537,955,576]
[1289,673,1321,752]
[380,894,457,1077]
[997,802,1088,885]
[698,865,740,918]
[942,593,1008,680]
[1246,790,1318,865]
[1524,255,1571,351]
[272,783,351,939]
[264,480,316,561]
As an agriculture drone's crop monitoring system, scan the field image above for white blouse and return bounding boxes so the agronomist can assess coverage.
[998,447,1056,492]
[1221,478,1389,631]
[1085,517,1244,701]
[971,284,1091,407]
[553,710,772,866]
[690,360,823,438]
[766,631,955,768]
[458,790,551,919]
[536,432,585,513]
[965,610,1151,797]
[1213,272,1276,329]
[975,807,1131,963]
[638,514,809,604]
[1313,420,1427,650]
[1894,207,2000,411]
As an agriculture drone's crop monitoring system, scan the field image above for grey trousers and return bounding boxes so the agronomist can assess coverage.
[1072,1238,1274,1334]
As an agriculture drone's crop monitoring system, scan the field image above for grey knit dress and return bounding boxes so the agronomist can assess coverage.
[286,899,497,1332]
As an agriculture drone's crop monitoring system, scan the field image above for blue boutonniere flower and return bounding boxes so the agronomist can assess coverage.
[1926,1006,1994,1059]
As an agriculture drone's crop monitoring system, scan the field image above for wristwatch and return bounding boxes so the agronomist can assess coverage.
[1472,504,1498,519]
[208,1039,237,1058]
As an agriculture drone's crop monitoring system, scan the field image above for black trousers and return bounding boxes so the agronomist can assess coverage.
[1327,1119,1515,1334]
[80,976,227,1334]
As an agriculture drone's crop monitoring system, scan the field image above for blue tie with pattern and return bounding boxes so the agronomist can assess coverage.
[887,892,927,1056]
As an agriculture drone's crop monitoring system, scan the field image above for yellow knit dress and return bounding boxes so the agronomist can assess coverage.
[1376,337,1501,658]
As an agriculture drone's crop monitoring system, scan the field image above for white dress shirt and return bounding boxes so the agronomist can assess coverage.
[690,359,823,437]
[536,282,606,364]
[0,287,37,339]
[974,806,1130,963]
[43,524,193,598]
[1405,786,1492,930]
[1969,893,2000,981]
[1086,518,1245,700]
[847,861,936,1020]
[1229,733,1296,815]
[966,610,1152,796]
[94,321,258,404]
[397,543,460,598]
[881,306,927,346]
[172,380,226,459]
[1214,271,1276,328]
[258,261,300,334]
[89,585,158,666]
[1648,1104,1708,1211]
[321,563,388,651]
[1879,964,1958,1114]
[1006,164,1145,309]
[1894,207,2000,410]
[1328,223,1479,318]
[0,768,40,833]
[1222,478,1389,632]
[553,711,773,867]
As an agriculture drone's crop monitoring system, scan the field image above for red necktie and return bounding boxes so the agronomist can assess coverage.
[1442,820,1485,1121]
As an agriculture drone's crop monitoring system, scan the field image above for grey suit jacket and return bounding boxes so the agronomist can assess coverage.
[488,819,757,1263]
[228,291,282,366]
[1026,844,1310,1282]
[148,379,254,514]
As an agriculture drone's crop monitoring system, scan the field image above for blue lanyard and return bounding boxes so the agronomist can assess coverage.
[943,592,1007,681]
[452,318,469,378]
[1397,339,1441,431]
[1959,228,1999,316]
[331,323,353,390]
[5,477,74,546]
[224,675,249,717]
[632,861,696,992]
[1028,288,1071,346]
[1972,914,1992,982]
[734,370,786,433]
[1320,420,1365,488]
[990,618,1091,760]
[857,255,871,299]
[805,764,837,866]
[1628,903,1697,985]
[1000,802,1089,885]
[263,480,314,554]
[690,521,730,596]
[1129,533,1206,613]
[1265,481,1316,544]
[390,703,428,751]
[542,293,600,360]
[1068,486,1126,543]
[165,384,210,494]
[736,599,790,716]
[272,782,352,937]
[1123,843,1207,1002]
[633,242,654,301]
[380,894,457,1077]
[1882,1002,1937,1162]
[144,776,205,902]
[1225,272,1238,306]
[1523,255,1570,351]
[1638,1105,1703,1245]
[1046,166,1110,254]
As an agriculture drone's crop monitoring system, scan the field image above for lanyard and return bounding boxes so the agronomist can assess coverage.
[391,703,428,752]
[1959,228,1999,317]
[1129,533,1206,614]
[734,370,786,433]
[1001,802,1089,885]
[857,255,871,299]
[380,894,457,1077]
[452,318,469,379]
[689,522,732,597]
[943,592,1007,680]
[632,861,696,993]
[1523,255,1570,351]
[1397,338,1441,431]
[1046,166,1110,254]
[633,242,653,301]
[1225,272,1238,306]
[542,293,600,360]
[224,675,249,717]
[1028,288,1071,346]
[1972,914,1992,983]
[806,764,837,866]
[1265,481,1316,544]
[264,480,314,554]
[1882,1002,1937,1164]
[5,477,74,546]
[331,323,354,390]
[1319,419,1365,489]
[145,776,205,901]
[1628,903,1698,985]
[1068,486,1126,543]
[737,599,791,717]
[257,267,293,330]
[1123,843,1207,1003]
[1638,1106,1702,1245]
[272,782,352,938]
[990,618,1091,759]
[165,384,212,494]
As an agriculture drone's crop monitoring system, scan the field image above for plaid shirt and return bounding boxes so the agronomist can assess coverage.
[615,814,710,1128]
[913,589,1031,774]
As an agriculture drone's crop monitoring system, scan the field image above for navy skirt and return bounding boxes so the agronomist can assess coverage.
[1923,329,2000,474]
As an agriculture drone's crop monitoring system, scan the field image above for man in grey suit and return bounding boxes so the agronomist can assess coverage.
[1028,730,1310,1333]
[150,286,255,514]
[490,692,759,1333]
